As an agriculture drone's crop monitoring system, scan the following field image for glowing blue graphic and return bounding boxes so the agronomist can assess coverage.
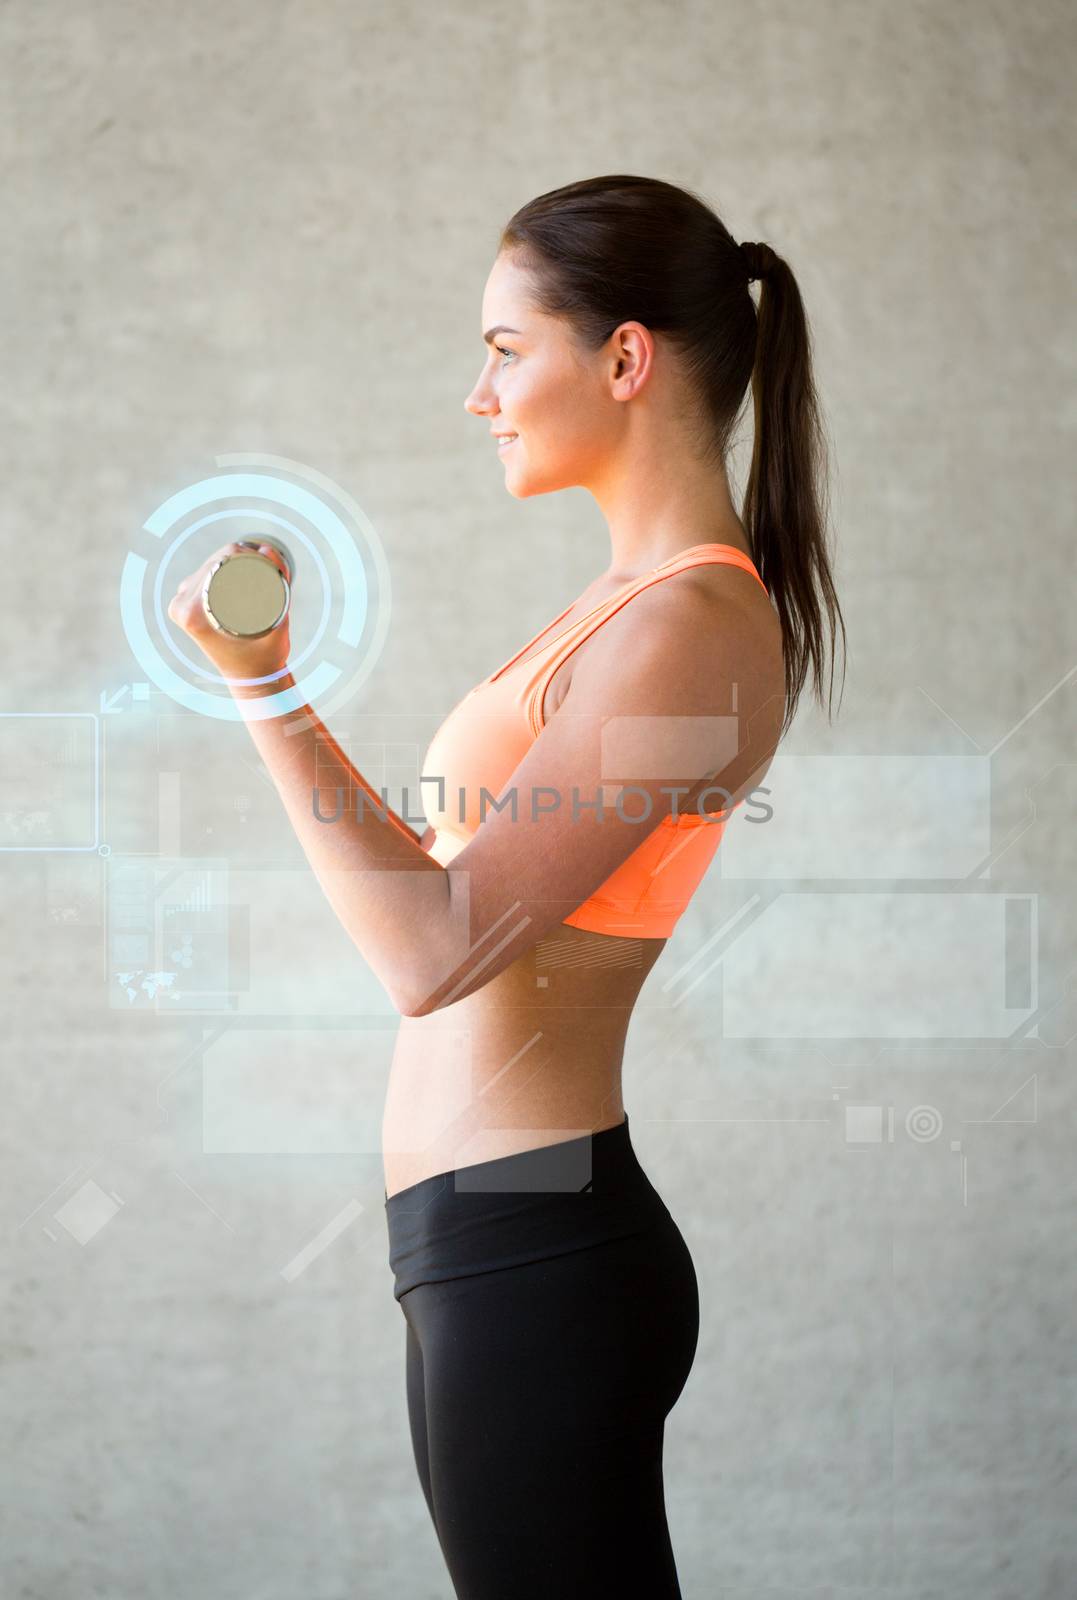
[121,470,378,721]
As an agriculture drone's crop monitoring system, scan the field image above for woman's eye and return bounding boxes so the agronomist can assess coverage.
[494,344,516,365]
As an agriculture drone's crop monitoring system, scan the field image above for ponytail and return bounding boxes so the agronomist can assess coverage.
[740,239,846,737]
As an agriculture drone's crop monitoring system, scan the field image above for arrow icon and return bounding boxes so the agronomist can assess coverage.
[100,684,130,714]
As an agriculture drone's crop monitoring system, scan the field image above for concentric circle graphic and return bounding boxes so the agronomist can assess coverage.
[905,1105,943,1142]
[121,455,391,721]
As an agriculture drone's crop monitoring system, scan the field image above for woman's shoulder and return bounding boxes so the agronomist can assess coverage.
[570,554,784,712]
[623,553,781,670]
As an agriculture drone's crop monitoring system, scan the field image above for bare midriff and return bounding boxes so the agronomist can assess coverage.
[382,577,671,1198]
[381,924,667,1197]
[381,537,773,1198]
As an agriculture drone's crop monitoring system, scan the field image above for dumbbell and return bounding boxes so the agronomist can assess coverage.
[201,536,295,639]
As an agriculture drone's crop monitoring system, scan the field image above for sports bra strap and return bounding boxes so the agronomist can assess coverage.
[527,543,767,736]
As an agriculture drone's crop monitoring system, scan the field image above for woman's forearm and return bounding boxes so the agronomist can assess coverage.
[231,674,450,1015]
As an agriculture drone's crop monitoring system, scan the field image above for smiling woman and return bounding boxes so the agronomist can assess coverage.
[175,173,845,1598]
[383,175,843,1598]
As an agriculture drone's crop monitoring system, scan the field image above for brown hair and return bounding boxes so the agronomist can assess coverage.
[499,173,846,738]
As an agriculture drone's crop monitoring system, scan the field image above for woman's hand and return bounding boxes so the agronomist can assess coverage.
[167,540,292,694]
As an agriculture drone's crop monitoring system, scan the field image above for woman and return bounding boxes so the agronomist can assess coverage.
[170,174,845,1598]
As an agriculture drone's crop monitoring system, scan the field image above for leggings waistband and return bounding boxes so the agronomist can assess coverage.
[384,1113,671,1301]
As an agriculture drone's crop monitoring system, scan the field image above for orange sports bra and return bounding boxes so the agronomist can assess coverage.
[419,543,770,939]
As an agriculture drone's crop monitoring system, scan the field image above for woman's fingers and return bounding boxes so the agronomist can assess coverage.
[254,542,288,575]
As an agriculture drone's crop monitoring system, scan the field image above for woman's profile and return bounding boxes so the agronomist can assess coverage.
[169,172,846,1598]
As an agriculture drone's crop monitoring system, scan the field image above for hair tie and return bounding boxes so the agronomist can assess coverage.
[740,240,773,284]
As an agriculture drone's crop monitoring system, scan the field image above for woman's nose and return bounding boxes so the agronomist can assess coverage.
[463,370,497,415]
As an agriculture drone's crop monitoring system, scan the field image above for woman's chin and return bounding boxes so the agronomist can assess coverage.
[502,458,547,499]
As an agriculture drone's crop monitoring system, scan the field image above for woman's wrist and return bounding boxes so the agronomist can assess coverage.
[228,669,297,701]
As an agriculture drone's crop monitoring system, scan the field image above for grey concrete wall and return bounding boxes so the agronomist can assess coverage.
[2,1,1074,1596]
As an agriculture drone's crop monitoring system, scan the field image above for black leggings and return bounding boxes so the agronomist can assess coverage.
[384,1114,700,1599]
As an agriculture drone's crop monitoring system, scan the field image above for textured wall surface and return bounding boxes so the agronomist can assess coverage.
[2,1,1074,1596]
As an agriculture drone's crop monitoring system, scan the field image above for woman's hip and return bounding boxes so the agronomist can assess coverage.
[404,1215,700,1428]
[384,1110,684,1303]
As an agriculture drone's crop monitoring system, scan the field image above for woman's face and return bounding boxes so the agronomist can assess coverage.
[464,252,630,498]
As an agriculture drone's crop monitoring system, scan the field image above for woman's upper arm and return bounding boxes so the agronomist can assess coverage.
[408,581,781,1016]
